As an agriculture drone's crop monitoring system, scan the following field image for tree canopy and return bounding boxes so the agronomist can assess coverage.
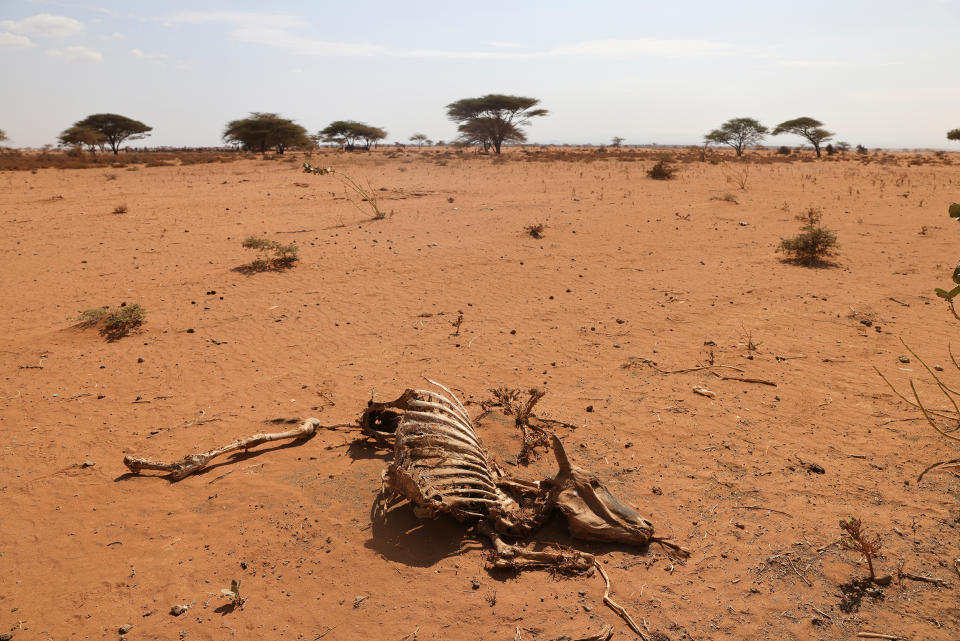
[0,129,7,143]
[72,113,151,155]
[409,133,429,147]
[58,125,105,152]
[319,121,387,150]
[772,117,834,158]
[948,129,960,142]
[223,113,312,154]
[446,94,548,154]
[704,117,768,157]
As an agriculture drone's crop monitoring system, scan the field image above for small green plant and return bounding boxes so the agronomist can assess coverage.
[646,160,676,180]
[778,207,838,265]
[241,236,299,271]
[840,517,890,585]
[934,204,960,320]
[76,303,145,340]
[112,203,128,214]
[302,162,385,219]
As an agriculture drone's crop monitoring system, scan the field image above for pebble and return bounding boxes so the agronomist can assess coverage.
[170,604,190,616]
[81,461,96,468]
[898,355,910,363]
[0,633,13,641]
[119,624,133,634]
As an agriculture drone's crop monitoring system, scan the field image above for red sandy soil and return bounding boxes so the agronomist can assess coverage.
[2,149,959,641]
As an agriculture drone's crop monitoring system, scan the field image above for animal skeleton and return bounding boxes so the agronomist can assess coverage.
[360,380,685,571]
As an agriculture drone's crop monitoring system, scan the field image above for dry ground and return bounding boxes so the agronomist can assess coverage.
[1,148,959,640]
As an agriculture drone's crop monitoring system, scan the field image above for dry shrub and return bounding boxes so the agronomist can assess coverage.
[239,236,299,272]
[76,303,145,340]
[647,160,676,180]
[778,208,838,265]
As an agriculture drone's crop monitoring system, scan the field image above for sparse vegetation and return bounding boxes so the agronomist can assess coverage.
[778,207,838,265]
[220,579,247,611]
[303,162,385,219]
[710,193,739,204]
[704,117,768,157]
[112,203,128,214]
[240,236,299,271]
[76,303,145,340]
[647,160,676,180]
[840,516,890,585]
[934,204,960,320]
[720,162,750,190]
[772,117,834,158]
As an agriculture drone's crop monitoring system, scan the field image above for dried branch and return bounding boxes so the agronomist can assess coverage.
[123,418,339,480]
[594,561,648,641]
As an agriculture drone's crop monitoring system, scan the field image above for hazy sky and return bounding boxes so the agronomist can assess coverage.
[1,0,958,149]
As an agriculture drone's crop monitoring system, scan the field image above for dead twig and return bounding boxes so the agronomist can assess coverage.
[594,561,648,641]
[721,376,777,386]
[889,297,910,307]
[788,558,811,586]
[123,419,350,480]
[857,633,901,640]
[732,505,791,516]
[804,603,832,620]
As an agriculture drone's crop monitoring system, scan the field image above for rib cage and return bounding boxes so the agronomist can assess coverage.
[362,380,510,521]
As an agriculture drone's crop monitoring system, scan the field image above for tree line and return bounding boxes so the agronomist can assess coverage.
[4,99,957,156]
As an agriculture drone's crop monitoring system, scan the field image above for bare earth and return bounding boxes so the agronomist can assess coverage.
[2,149,959,640]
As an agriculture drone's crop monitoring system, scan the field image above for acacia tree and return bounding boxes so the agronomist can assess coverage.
[319,121,386,150]
[0,129,7,144]
[446,94,548,154]
[410,133,429,147]
[71,113,151,155]
[58,125,105,153]
[772,117,834,158]
[223,113,312,154]
[704,117,768,157]
[948,129,960,142]
[611,136,625,147]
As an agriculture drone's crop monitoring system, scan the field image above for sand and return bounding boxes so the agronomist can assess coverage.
[1,148,959,640]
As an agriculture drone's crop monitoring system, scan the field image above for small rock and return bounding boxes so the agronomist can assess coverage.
[652,486,663,495]
[186,328,195,334]
[735,522,746,530]
[137,357,144,363]
[81,461,96,468]
[583,604,593,612]
[860,318,872,327]
[898,355,910,363]
[704,340,716,346]
[0,633,13,641]
[585,405,594,413]
[935,365,945,372]
[170,604,190,616]
[471,578,481,590]
[119,624,133,634]
[806,462,825,474]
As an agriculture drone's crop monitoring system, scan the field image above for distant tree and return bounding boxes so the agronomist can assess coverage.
[704,117,768,157]
[58,125,105,153]
[836,141,851,153]
[354,124,387,150]
[948,129,960,142]
[856,144,868,155]
[410,133,429,147]
[71,113,151,155]
[611,136,625,147]
[319,121,386,151]
[223,113,312,154]
[446,94,548,154]
[772,117,834,158]
[0,129,7,143]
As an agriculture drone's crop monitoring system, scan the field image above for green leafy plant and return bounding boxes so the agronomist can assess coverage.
[76,303,145,340]
[302,162,385,219]
[839,516,890,585]
[646,160,676,180]
[778,207,838,265]
[934,204,960,320]
[240,236,299,271]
